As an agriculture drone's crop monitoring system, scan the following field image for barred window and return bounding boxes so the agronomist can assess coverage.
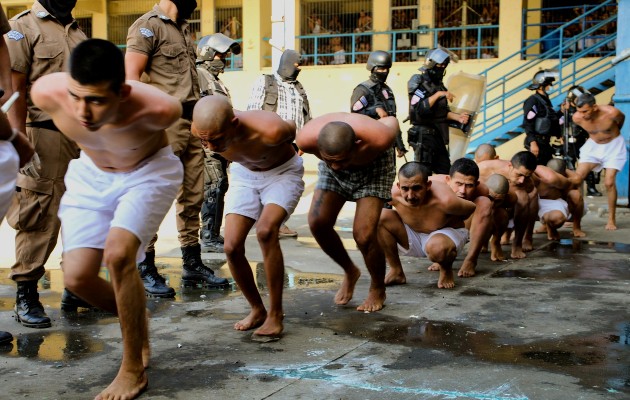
[299,0,372,66]
[215,0,243,40]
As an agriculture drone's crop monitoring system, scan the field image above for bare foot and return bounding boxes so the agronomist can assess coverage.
[511,245,526,259]
[522,238,533,252]
[384,267,406,286]
[427,262,440,271]
[234,309,267,331]
[534,224,548,234]
[457,259,476,277]
[335,266,361,305]
[253,312,284,337]
[356,287,386,312]
[437,267,455,289]
[605,221,617,230]
[500,231,512,245]
[546,227,560,241]
[572,228,586,237]
[95,369,147,400]
[490,241,505,261]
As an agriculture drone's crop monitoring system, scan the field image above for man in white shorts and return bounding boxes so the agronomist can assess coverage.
[31,39,184,400]
[535,158,585,240]
[378,162,476,289]
[571,92,626,230]
[191,96,304,338]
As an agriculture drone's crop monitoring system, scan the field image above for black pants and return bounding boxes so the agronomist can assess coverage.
[409,126,451,175]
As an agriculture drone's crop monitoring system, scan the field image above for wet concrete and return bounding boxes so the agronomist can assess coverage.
[0,195,629,399]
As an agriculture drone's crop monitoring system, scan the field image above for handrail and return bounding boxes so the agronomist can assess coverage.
[468,2,617,153]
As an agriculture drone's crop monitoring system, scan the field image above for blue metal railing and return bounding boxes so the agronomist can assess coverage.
[296,24,499,66]
[467,0,617,152]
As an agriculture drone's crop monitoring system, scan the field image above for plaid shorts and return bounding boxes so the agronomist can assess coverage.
[316,148,395,201]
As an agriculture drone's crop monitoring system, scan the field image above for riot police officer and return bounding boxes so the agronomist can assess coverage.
[407,47,468,174]
[196,33,240,252]
[350,50,406,157]
[523,69,561,166]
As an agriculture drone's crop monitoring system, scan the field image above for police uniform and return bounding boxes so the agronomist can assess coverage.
[5,2,85,283]
[407,69,452,174]
[523,92,560,166]
[350,79,402,177]
[126,4,202,250]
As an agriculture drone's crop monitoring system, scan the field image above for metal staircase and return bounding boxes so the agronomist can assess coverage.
[466,0,618,155]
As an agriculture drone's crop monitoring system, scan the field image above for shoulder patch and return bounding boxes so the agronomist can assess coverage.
[6,30,24,41]
[353,96,368,111]
[139,28,154,38]
[35,11,49,18]
[382,89,389,99]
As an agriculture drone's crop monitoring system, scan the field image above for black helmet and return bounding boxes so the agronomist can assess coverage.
[424,47,451,70]
[366,50,392,72]
[528,69,558,90]
[566,85,590,105]
[196,33,241,62]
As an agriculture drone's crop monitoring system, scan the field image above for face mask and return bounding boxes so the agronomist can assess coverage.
[278,50,302,81]
[171,0,197,21]
[38,0,77,25]
[207,58,226,75]
[371,71,389,84]
[428,66,446,83]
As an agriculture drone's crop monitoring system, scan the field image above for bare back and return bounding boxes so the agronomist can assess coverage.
[573,104,624,144]
[219,110,296,171]
[31,73,180,172]
[297,112,399,167]
[391,181,474,233]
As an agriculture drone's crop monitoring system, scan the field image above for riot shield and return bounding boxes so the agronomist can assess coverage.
[445,72,487,162]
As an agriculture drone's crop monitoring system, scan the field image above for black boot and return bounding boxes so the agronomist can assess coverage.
[137,251,175,298]
[14,281,52,329]
[201,228,225,253]
[181,244,229,288]
[0,331,12,345]
[60,289,97,312]
[586,171,602,197]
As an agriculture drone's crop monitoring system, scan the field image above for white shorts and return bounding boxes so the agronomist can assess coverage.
[0,142,19,222]
[59,146,183,262]
[538,198,569,220]
[397,225,469,258]
[225,153,305,221]
[579,135,628,172]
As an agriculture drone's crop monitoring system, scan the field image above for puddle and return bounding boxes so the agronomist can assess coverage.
[0,259,342,313]
[0,330,106,362]
[491,240,630,281]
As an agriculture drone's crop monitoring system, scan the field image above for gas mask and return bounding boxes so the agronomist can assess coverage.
[207,58,226,75]
[428,65,446,83]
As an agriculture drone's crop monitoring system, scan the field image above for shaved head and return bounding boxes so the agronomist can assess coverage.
[546,158,566,174]
[399,161,431,182]
[486,173,509,195]
[474,144,496,163]
[192,96,234,133]
[317,121,356,155]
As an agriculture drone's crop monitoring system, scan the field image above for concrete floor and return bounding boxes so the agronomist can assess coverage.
[0,175,629,399]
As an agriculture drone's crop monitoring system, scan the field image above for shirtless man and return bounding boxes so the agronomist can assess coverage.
[536,158,585,240]
[484,173,514,262]
[478,151,538,259]
[30,39,184,400]
[379,162,476,289]
[571,92,626,230]
[296,112,399,312]
[430,158,495,277]
[191,96,304,336]
[474,143,498,163]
